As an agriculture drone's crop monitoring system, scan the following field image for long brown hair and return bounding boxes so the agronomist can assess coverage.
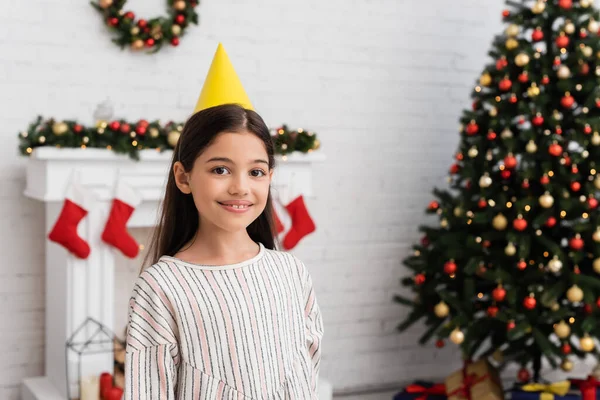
[143,104,278,269]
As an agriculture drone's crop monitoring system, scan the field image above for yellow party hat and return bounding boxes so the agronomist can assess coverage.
[193,43,254,113]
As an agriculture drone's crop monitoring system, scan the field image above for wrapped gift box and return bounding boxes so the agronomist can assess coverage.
[393,380,447,400]
[570,376,600,400]
[444,359,503,400]
[510,380,580,400]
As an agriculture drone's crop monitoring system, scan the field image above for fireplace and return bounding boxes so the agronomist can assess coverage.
[21,147,325,400]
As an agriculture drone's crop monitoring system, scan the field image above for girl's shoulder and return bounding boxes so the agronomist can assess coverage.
[263,246,309,275]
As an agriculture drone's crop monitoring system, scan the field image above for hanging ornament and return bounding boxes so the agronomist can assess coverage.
[546,216,557,228]
[487,305,499,317]
[513,215,527,231]
[548,142,563,156]
[506,38,519,50]
[569,234,584,250]
[532,114,544,126]
[582,46,594,58]
[51,122,69,136]
[589,19,599,33]
[496,57,508,70]
[517,259,527,270]
[501,170,511,180]
[595,176,600,190]
[561,92,575,108]
[540,174,550,185]
[465,121,479,135]
[499,77,513,91]
[167,131,180,147]
[532,27,544,41]
[527,84,540,97]
[428,201,440,210]
[523,294,537,310]
[501,128,513,139]
[515,54,530,68]
[505,242,517,256]
[580,335,595,352]
[506,24,519,37]
[468,147,479,158]
[565,21,576,34]
[522,179,530,189]
[539,192,554,208]
[591,132,600,146]
[548,256,563,273]
[504,154,517,169]
[555,320,571,338]
[542,75,550,84]
[444,260,457,275]
[492,285,506,302]
[440,218,449,228]
[453,207,463,217]
[581,0,593,7]
[518,368,531,383]
[493,213,508,230]
[561,359,574,372]
[557,65,571,79]
[479,173,492,188]
[480,73,492,87]
[571,181,581,192]
[478,198,487,208]
[531,1,545,14]
[434,301,450,318]
[487,130,497,140]
[507,320,516,330]
[558,0,573,9]
[562,343,572,354]
[567,285,584,302]
[519,72,529,83]
[556,33,569,48]
[526,140,538,153]
[489,107,498,117]
[449,328,464,344]
[593,258,600,273]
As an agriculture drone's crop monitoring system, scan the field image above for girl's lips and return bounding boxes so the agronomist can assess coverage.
[218,202,252,213]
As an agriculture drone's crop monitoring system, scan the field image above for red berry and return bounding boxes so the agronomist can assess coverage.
[120,123,131,133]
[518,72,529,83]
[109,121,120,131]
[175,14,185,24]
[540,175,550,185]
[502,9,510,17]
[542,75,550,84]
[171,37,180,46]
[137,19,147,28]
[73,124,83,133]
[518,368,531,383]
[435,339,445,348]
[585,125,593,134]
[108,17,119,27]
[428,201,439,210]
[124,11,135,20]
[145,38,155,47]
[449,163,460,174]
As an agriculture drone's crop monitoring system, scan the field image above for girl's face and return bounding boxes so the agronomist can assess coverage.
[173,130,273,234]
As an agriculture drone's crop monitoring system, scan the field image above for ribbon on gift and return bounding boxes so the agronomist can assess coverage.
[571,376,600,400]
[405,383,446,400]
[521,380,571,400]
[447,360,488,400]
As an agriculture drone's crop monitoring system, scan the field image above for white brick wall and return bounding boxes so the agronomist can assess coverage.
[0,0,506,398]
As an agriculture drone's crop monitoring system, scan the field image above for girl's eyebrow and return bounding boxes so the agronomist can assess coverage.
[206,157,269,166]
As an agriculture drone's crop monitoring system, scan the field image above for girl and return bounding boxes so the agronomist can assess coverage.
[124,104,324,399]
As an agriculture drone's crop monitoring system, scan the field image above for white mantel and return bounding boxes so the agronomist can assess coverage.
[21,147,325,400]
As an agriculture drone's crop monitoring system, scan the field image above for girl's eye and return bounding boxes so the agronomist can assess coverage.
[213,167,230,175]
[251,169,266,177]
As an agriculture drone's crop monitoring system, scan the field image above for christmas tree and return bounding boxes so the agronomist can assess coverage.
[396,0,600,382]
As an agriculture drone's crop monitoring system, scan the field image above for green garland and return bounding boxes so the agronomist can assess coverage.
[91,0,199,52]
[18,117,320,160]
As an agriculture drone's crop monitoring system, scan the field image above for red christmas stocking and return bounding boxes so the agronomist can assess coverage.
[282,195,316,250]
[101,181,141,258]
[48,182,93,259]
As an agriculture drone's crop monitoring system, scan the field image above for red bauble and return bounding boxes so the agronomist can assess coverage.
[563,155,571,166]
[562,343,572,354]
[73,124,83,133]
[487,131,497,140]
[580,63,590,75]
[138,119,148,127]
[435,339,445,348]
[522,179,530,189]
[542,75,550,85]
[517,260,528,270]
[492,286,506,302]
[553,57,562,66]
[532,29,544,42]
[556,127,563,135]
[444,260,457,275]
[109,121,120,131]
[561,94,575,108]
[501,170,511,179]
[502,9,510,17]
[569,236,584,250]
[585,125,593,134]
[496,58,508,70]
[556,35,570,48]
[585,304,593,314]
[540,175,550,185]
[596,98,600,108]
[581,30,589,38]
[518,72,529,83]
[523,296,536,310]
[571,181,581,192]
[513,217,527,231]
[558,0,573,9]
[145,38,155,47]
[135,126,147,135]
[175,14,185,24]
[108,17,119,27]
[504,155,517,169]
[487,306,499,318]
[120,123,131,133]
[137,19,148,28]
[171,37,180,46]
[507,320,516,330]
[518,368,531,383]
[450,164,460,174]
[548,143,562,156]
[428,201,439,210]
[414,273,426,285]
[546,217,557,228]
[596,297,600,308]
[478,198,487,208]
[124,11,135,20]
[589,198,599,209]
[532,115,544,126]
[509,95,518,104]
[465,122,479,135]
[499,78,512,91]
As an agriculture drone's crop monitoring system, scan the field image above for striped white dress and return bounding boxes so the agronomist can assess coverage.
[124,242,324,399]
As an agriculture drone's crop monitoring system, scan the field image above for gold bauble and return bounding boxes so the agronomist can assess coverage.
[468,147,479,158]
[515,53,530,67]
[130,26,140,35]
[506,38,519,50]
[554,320,571,338]
[52,122,68,136]
[548,256,563,273]
[480,73,492,87]
[479,173,492,188]
[580,335,596,352]
[595,176,600,190]
[583,46,594,58]
[567,285,584,303]
[527,84,540,97]
[453,207,463,217]
[592,132,600,146]
[539,192,554,208]
[312,139,321,150]
[131,40,144,50]
[167,131,181,147]
[581,0,593,8]
[589,19,599,33]
[561,359,574,372]
[173,0,186,11]
[450,328,465,344]
[532,1,546,14]
[171,25,182,36]
[434,301,450,318]
[99,0,113,8]
[501,128,513,139]
[489,107,498,117]
[593,257,600,273]
[440,218,449,228]
[526,140,538,153]
[505,242,517,256]
[149,127,160,138]
[557,65,571,79]
[493,213,508,230]
[506,24,520,37]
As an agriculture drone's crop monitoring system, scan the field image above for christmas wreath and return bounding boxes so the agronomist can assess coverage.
[91,0,199,52]
[18,117,320,160]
